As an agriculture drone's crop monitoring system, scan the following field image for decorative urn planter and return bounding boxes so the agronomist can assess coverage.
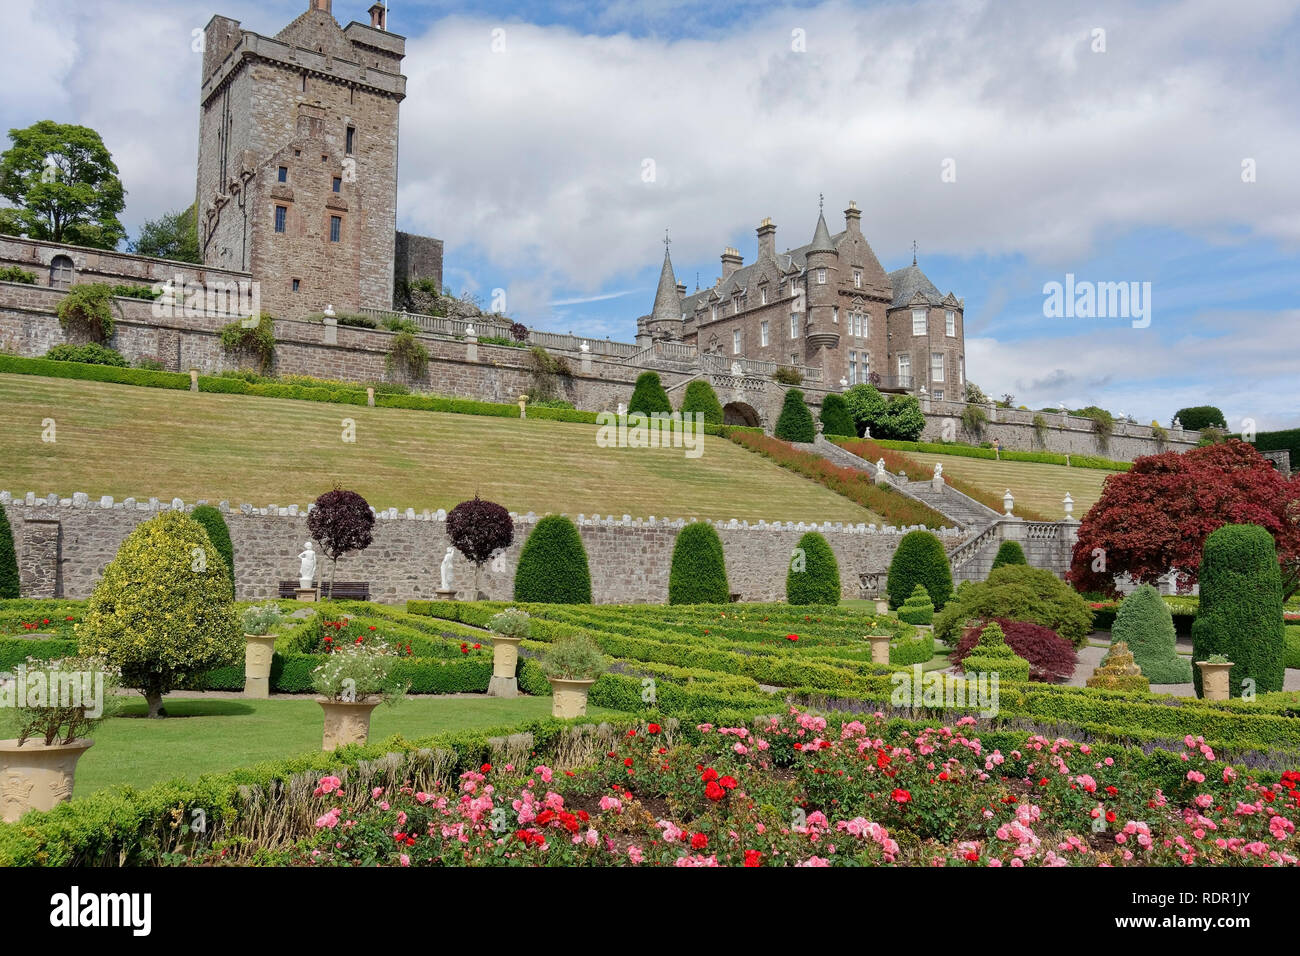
[0,738,94,822]
[317,697,380,751]
[487,634,523,698]
[1196,660,1233,701]
[548,677,596,719]
[866,633,892,666]
[244,634,277,698]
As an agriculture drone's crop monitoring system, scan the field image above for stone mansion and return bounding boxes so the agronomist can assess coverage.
[638,201,967,399]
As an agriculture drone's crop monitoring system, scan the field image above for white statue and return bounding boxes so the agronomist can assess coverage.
[933,462,943,479]
[440,547,455,591]
[876,458,887,473]
[297,541,317,589]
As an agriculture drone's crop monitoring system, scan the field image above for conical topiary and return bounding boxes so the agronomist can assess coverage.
[990,540,1027,570]
[818,393,857,438]
[886,530,953,610]
[513,515,593,604]
[1111,584,1192,684]
[191,504,235,597]
[897,583,935,625]
[774,388,815,443]
[0,504,18,598]
[679,379,724,425]
[786,531,841,605]
[1086,641,1150,693]
[960,622,1030,682]
[628,371,672,416]
[668,522,730,604]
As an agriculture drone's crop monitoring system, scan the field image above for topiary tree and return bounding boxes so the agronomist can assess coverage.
[1085,641,1149,693]
[959,621,1030,682]
[514,515,592,603]
[1112,584,1192,684]
[668,521,730,604]
[0,504,18,598]
[953,617,1075,683]
[786,531,841,605]
[990,540,1027,571]
[1191,524,1285,698]
[307,488,376,599]
[897,583,935,625]
[774,388,815,442]
[886,530,953,610]
[190,505,235,597]
[819,393,857,438]
[680,380,724,425]
[935,564,1093,648]
[628,371,671,416]
[446,495,514,599]
[1173,406,1227,431]
[844,383,887,436]
[78,511,240,717]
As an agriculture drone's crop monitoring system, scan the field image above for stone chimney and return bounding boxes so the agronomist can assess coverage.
[369,2,386,29]
[676,281,687,298]
[844,200,861,235]
[311,0,332,12]
[756,217,776,262]
[721,247,743,282]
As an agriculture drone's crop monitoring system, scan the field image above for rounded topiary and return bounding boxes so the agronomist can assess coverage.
[774,388,815,443]
[668,522,730,604]
[190,504,235,597]
[990,540,1027,570]
[934,564,1093,648]
[0,504,18,598]
[1191,523,1285,698]
[818,393,857,438]
[78,511,240,717]
[886,530,953,610]
[628,371,671,416]
[786,531,841,605]
[680,380,724,425]
[961,622,1031,682]
[1112,584,1192,684]
[514,515,592,604]
[897,583,935,625]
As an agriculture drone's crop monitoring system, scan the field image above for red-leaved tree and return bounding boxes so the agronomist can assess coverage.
[307,488,376,598]
[446,495,514,598]
[1068,440,1300,598]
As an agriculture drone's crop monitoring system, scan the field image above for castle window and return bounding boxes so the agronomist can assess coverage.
[329,215,342,242]
[931,351,944,382]
[733,330,741,355]
[934,388,944,401]
[274,205,287,233]
[760,286,767,305]
[833,306,839,324]
[346,126,356,155]
[332,177,341,193]
[854,270,862,288]
[711,304,718,321]
[817,268,826,284]
[49,254,73,289]
[760,320,769,347]
[862,352,870,379]
[958,359,964,385]
[292,278,300,292]
[849,352,857,385]
[946,310,956,336]
[789,313,799,339]
[277,166,287,183]
[912,309,927,335]
[898,353,911,386]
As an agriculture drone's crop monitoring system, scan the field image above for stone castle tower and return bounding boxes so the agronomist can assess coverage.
[196,0,440,319]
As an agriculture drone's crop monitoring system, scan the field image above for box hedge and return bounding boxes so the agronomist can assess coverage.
[667,522,730,605]
[886,530,953,610]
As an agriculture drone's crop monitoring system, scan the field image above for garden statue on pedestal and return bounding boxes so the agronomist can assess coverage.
[437,546,458,600]
[296,541,318,601]
[931,461,944,492]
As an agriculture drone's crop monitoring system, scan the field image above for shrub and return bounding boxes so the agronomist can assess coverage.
[0,656,121,745]
[1086,641,1150,693]
[514,515,592,604]
[935,564,1093,648]
[818,393,856,438]
[1285,626,1300,670]
[77,511,240,716]
[509,321,529,342]
[44,342,127,366]
[886,530,953,610]
[960,622,1031,682]
[628,371,671,415]
[386,330,429,379]
[527,346,570,402]
[876,395,926,441]
[897,583,935,625]
[446,495,514,598]
[219,313,275,372]
[56,283,118,343]
[0,505,17,599]
[668,522,730,605]
[307,488,376,598]
[0,265,37,284]
[381,316,421,334]
[774,388,815,442]
[680,379,724,425]
[538,635,608,681]
[488,607,531,639]
[1191,524,1285,698]
[1112,584,1193,684]
[1173,406,1227,431]
[772,366,803,386]
[990,540,1027,570]
[240,603,282,636]
[844,384,887,435]
[952,618,1075,683]
[190,504,235,597]
[1031,413,1048,447]
[312,639,407,702]
[786,531,840,606]
[961,404,988,440]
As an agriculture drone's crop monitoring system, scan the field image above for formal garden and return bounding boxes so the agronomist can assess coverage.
[0,438,1298,868]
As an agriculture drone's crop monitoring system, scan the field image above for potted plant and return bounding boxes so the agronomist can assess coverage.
[486,607,530,698]
[1196,653,1233,701]
[242,603,283,699]
[539,635,607,719]
[311,640,407,751]
[0,655,120,822]
[864,619,892,665]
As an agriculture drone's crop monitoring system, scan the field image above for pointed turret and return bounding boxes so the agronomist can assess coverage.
[646,239,684,341]
[808,209,836,254]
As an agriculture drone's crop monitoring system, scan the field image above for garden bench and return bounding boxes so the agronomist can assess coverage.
[277,581,371,601]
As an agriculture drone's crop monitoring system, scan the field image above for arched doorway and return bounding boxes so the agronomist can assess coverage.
[723,401,761,427]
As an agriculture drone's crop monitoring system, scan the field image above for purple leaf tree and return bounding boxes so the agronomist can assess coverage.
[446,495,514,599]
[307,488,375,599]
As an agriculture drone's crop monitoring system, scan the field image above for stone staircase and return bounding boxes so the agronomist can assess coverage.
[899,480,1001,530]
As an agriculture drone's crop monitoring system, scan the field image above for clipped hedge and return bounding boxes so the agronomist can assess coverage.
[514,515,592,604]
[990,540,1027,570]
[679,379,723,425]
[628,371,671,416]
[191,505,235,598]
[886,530,953,610]
[667,522,729,605]
[818,393,857,438]
[1112,584,1193,684]
[0,506,18,599]
[897,583,935,625]
[786,531,841,606]
[867,438,1130,472]
[774,388,815,442]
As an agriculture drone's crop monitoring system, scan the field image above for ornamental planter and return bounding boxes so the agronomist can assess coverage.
[244,634,277,698]
[548,677,596,719]
[0,738,94,822]
[866,634,892,666]
[317,697,381,751]
[487,634,523,698]
[1196,661,1233,701]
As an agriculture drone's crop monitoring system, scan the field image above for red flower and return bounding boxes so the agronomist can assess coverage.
[577,810,590,822]
[393,832,408,843]
[705,781,726,801]
[938,771,949,781]
[1105,785,1118,796]
[481,763,492,773]
[786,634,799,642]
[690,832,708,850]
[65,616,74,621]
[647,723,661,734]
[369,625,377,631]
[559,812,580,834]
[743,849,762,867]
[719,776,738,790]
[624,758,634,767]
[536,810,556,825]
[964,851,979,862]
[891,788,911,803]
[473,643,481,649]
[701,768,719,783]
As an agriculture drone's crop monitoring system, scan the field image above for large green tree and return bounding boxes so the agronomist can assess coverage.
[0,121,126,248]
[131,204,200,263]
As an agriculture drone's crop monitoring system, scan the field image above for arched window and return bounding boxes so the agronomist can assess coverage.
[49,255,74,289]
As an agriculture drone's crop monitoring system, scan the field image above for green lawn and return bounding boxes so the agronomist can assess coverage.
[73,694,616,796]
[0,373,879,523]
[899,450,1119,518]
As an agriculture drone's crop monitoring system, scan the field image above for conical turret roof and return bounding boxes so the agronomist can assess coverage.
[650,246,682,323]
[808,210,836,254]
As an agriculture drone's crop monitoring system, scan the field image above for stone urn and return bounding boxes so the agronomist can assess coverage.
[1197,660,1233,701]
[548,678,596,719]
[866,633,892,666]
[317,697,381,751]
[0,738,94,822]
[487,634,523,698]
[244,634,277,698]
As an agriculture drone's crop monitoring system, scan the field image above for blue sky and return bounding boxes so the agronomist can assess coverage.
[3,0,1298,427]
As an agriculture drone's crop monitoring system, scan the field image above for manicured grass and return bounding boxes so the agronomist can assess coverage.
[0,374,879,523]
[73,694,616,796]
[894,449,1119,517]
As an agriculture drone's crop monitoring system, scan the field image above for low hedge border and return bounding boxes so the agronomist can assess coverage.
[860,437,1131,472]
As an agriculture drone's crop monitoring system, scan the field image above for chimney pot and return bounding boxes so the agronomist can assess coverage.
[756,218,777,262]
[369,2,386,29]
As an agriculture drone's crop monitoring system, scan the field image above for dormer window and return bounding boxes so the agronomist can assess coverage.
[760,285,767,305]
[912,309,927,336]
[346,126,356,155]
[945,310,956,336]
[854,270,862,288]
